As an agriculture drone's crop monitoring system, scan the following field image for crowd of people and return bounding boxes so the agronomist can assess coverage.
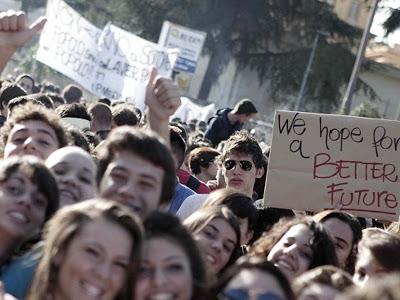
[0,9,400,300]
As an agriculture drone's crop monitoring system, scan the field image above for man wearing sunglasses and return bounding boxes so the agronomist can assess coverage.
[177,131,265,243]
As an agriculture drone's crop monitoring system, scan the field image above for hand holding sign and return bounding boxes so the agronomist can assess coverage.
[0,10,46,72]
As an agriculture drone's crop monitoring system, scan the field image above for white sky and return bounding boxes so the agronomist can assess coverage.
[371,0,400,46]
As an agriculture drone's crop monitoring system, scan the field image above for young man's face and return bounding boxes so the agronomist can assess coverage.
[221,151,263,198]
[99,150,164,218]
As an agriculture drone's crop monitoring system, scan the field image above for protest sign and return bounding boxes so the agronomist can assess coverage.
[36,0,101,90]
[91,24,178,109]
[264,110,400,221]
[36,0,178,108]
[158,21,206,74]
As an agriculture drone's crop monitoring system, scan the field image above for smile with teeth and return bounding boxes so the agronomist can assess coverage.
[148,292,175,300]
[80,280,104,297]
[8,211,29,224]
[60,189,78,202]
[206,254,216,264]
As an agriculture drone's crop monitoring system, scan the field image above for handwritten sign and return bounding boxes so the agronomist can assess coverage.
[36,0,178,108]
[264,110,400,221]
[91,24,178,109]
[36,0,101,90]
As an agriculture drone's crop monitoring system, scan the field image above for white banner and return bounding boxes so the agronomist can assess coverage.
[36,0,101,90]
[36,0,178,108]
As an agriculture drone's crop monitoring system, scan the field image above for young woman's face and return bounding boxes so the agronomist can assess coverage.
[135,237,193,300]
[46,147,96,207]
[321,218,353,269]
[194,217,237,275]
[4,120,60,160]
[298,283,340,300]
[54,219,132,300]
[0,170,47,240]
[353,248,387,286]
[267,224,313,280]
[222,269,287,300]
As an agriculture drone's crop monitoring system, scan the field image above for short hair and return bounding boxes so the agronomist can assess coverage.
[248,217,339,270]
[0,83,27,110]
[56,103,91,121]
[232,98,258,115]
[16,73,35,87]
[112,104,139,127]
[184,206,241,273]
[62,84,82,104]
[8,93,54,113]
[314,210,362,273]
[0,156,59,223]
[1,103,69,151]
[211,256,295,300]
[202,188,258,231]
[188,146,220,175]
[98,97,111,106]
[293,265,354,296]
[170,125,186,168]
[46,93,65,107]
[358,228,400,272]
[89,103,112,126]
[217,130,265,169]
[143,212,206,300]
[28,199,143,300]
[96,126,176,205]
[67,128,91,153]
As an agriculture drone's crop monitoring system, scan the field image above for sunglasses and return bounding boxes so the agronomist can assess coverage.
[224,159,253,171]
[218,289,284,300]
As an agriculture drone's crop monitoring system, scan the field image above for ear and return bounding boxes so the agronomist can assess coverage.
[244,229,254,245]
[255,167,264,179]
[52,249,64,267]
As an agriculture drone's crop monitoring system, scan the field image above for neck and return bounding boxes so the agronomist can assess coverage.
[227,112,238,124]
[0,232,20,266]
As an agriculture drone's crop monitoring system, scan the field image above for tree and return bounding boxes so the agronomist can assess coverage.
[32,1,380,112]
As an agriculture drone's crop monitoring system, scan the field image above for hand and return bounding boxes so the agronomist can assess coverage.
[145,67,181,122]
[0,10,46,51]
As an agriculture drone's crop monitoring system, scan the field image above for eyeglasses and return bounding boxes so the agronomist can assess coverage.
[218,289,284,300]
[224,160,253,171]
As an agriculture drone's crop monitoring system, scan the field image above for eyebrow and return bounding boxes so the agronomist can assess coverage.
[335,236,349,246]
[37,129,56,139]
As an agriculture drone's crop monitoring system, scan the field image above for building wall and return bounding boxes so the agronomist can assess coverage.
[332,0,371,29]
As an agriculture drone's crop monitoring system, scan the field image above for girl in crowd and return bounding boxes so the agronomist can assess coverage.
[135,211,206,300]
[248,217,338,281]
[184,206,241,278]
[27,199,143,300]
[45,146,97,207]
[212,256,295,300]
[353,228,400,286]
[202,188,258,245]
[293,265,354,300]
[0,156,58,267]
[314,210,362,273]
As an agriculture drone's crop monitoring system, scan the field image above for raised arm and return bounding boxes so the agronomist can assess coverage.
[0,10,46,73]
[145,68,181,148]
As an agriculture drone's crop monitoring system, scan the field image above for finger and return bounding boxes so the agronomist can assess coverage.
[147,66,158,87]
[7,14,18,31]
[16,11,27,30]
[1,15,10,31]
[29,16,47,33]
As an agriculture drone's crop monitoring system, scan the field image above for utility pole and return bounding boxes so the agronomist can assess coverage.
[341,0,380,115]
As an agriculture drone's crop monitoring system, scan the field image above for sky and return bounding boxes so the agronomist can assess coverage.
[371,0,400,46]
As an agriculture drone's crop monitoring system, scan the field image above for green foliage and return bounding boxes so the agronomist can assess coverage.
[350,102,381,118]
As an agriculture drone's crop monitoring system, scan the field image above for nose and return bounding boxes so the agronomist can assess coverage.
[282,243,298,256]
[117,181,137,203]
[16,193,32,209]
[23,137,37,151]
[211,238,223,253]
[60,172,77,187]
[96,262,112,280]
[152,268,167,286]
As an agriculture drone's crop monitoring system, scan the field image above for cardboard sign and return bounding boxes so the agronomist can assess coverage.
[36,0,101,90]
[36,0,178,108]
[158,21,206,73]
[264,110,400,221]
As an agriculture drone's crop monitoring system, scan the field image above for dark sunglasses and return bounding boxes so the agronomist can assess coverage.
[218,289,283,300]
[224,159,253,171]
